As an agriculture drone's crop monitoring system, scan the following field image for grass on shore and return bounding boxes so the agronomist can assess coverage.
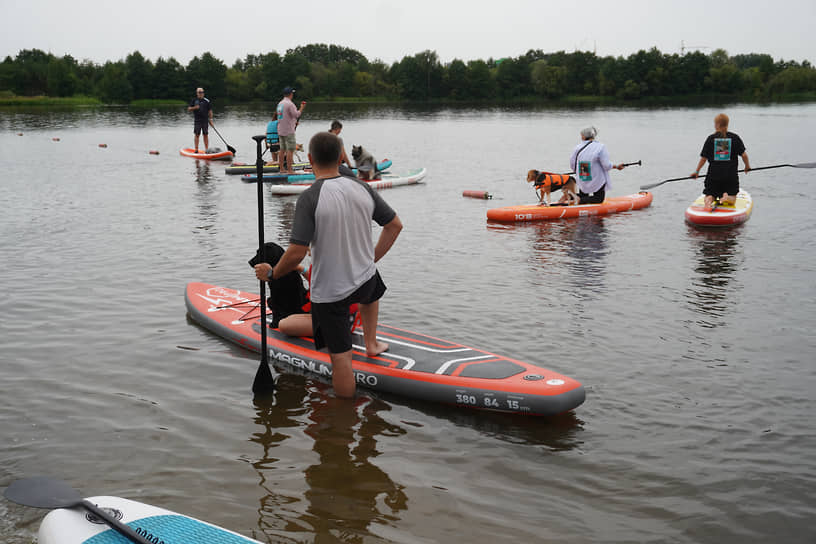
[0,94,102,106]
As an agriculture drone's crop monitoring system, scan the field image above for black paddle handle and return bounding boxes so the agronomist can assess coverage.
[81,500,152,544]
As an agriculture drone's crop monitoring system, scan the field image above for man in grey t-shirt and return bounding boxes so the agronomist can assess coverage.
[255,132,403,398]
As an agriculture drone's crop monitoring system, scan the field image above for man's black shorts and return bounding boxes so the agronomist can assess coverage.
[194,118,209,135]
[311,270,387,353]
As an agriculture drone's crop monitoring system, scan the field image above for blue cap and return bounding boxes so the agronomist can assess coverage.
[283,86,295,95]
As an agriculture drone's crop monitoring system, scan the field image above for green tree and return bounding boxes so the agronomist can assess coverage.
[495,57,530,97]
[97,61,133,103]
[153,57,186,99]
[444,59,469,99]
[466,59,495,99]
[186,52,227,99]
[125,51,154,99]
[530,60,566,98]
[12,49,52,95]
[46,56,78,97]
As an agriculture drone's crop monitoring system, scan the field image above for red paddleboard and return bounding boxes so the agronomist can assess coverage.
[685,190,753,227]
[487,192,653,222]
[179,147,233,160]
[185,282,585,415]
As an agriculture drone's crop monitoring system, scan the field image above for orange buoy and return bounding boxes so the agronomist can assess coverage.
[149,150,160,155]
[98,143,107,148]
[463,190,492,199]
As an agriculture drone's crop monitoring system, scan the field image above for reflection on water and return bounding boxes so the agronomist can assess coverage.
[524,216,609,294]
[250,381,407,543]
[685,225,744,327]
[412,401,584,449]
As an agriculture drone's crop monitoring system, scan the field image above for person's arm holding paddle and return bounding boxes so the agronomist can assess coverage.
[255,243,308,281]
[741,151,752,174]
[690,157,707,179]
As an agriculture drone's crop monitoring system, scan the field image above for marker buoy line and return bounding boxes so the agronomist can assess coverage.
[52,137,60,142]
[16,132,23,136]
[149,150,160,155]
[463,190,492,199]
[98,143,107,148]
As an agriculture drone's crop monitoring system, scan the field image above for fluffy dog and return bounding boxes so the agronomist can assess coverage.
[526,170,579,206]
[352,145,379,180]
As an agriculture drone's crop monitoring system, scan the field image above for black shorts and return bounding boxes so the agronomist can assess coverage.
[311,270,387,353]
[704,177,739,198]
[194,119,209,135]
[578,187,605,204]
[267,143,280,153]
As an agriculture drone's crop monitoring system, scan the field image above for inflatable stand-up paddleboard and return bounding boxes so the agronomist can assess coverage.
[38,495,263,544]
[685,189,753,227]
[267,168,427,195]
[185,282,585,415]
[185,283,585,416]
[241,159,393,182]
[225,161,310,174]
[179,147,234,160]
[487,192,653,222]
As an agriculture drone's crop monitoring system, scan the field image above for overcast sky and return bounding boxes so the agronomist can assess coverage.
[2,0,813,66]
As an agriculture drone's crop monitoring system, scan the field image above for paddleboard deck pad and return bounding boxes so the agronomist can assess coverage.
[38,495,262,544]
[185,282,585,415]
[685,189,753,227]
[267,168,427,195]
[487,192,653,222]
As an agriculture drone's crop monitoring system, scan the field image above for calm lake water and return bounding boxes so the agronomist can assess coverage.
[1,102,815,543]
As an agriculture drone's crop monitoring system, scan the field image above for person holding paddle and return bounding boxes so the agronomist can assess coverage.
[567,126,626,204]
[187,87,213,153]
[691,113,752,209]
[255,131,402,398]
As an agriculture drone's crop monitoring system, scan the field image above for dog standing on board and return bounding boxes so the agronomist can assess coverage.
[526,170,579,206]
[352,145,379,180]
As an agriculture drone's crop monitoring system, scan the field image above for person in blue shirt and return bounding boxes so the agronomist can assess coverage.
[266,112,279,165]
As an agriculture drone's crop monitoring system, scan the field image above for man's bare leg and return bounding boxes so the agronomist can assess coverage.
[360,300,388,356]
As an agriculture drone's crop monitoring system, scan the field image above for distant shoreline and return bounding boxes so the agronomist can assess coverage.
[3,93,814,108]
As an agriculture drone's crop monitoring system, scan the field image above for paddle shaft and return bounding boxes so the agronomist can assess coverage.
[559,160,641,176]
[252,135,275,395]
[640,162,816,190]
[211,124,236,155]
[81,499,153,544]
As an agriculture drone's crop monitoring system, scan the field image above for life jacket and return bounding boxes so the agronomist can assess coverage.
[533,171,574,191]
[266,120,279,146]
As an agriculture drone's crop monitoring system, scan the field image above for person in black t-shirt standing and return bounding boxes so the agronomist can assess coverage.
[187,87,213,152]
[691,113,752,209]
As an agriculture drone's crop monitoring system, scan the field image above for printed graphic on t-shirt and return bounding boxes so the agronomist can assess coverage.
[714,138,732,161]
[578,161,592,181]
[276,103,284,118]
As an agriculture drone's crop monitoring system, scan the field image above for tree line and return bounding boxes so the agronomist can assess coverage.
[2,44,815,104]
